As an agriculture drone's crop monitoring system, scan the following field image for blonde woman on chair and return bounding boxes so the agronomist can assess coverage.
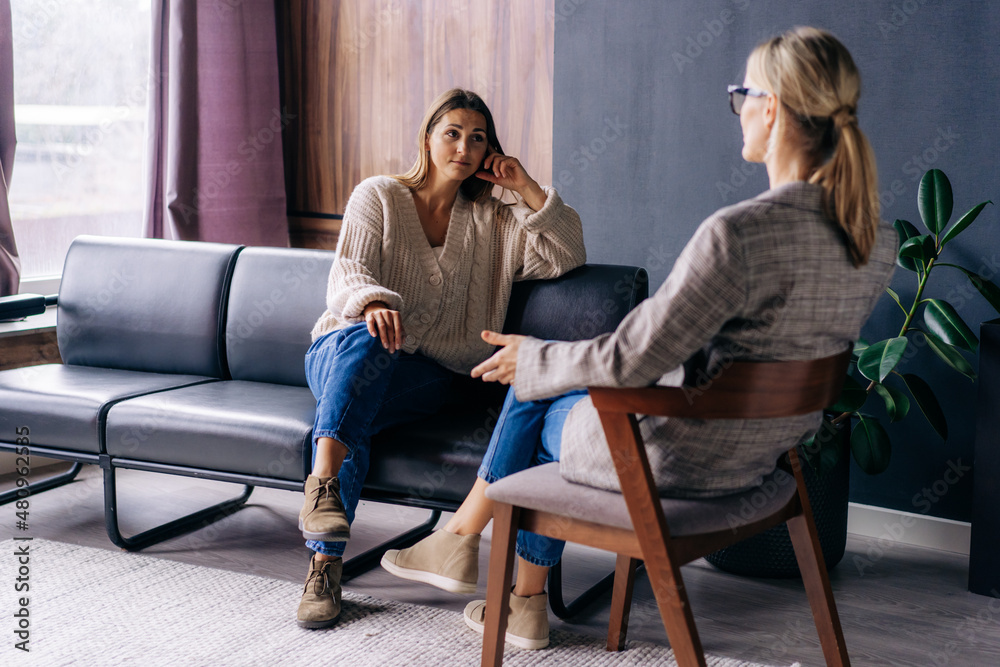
[382,27,896,650]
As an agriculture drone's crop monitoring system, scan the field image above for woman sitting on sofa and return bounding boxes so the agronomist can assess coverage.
[297,88,586,629]
[381,27,897,650]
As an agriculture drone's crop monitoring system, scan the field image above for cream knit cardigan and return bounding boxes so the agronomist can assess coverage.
[311,176,586,374]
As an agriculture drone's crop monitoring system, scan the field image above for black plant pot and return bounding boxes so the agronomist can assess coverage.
[704,422,850,578]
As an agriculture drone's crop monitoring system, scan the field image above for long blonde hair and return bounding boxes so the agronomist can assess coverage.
[395,89,505,205]
[747,27,879,266]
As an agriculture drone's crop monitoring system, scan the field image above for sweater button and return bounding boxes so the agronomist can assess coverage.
[405,335,415,345]
[429,274,442,286]
[420,313,432,324]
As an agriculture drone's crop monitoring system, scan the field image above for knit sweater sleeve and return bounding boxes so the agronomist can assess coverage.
[326,180,404,322]
[499,187,587,280]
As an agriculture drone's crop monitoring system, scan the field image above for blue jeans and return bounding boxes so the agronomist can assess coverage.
[478,387,587,567]
[304,323,453,557]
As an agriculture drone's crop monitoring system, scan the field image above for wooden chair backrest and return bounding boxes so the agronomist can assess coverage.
[588,349,851,421]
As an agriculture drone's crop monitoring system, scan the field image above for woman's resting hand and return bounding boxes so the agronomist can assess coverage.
[364,301,405,351]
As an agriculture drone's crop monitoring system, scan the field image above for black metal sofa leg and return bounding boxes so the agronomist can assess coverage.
[0,462,84,505]
[103,465,253,551]
[341,509,441,581]
[548,560,631,620]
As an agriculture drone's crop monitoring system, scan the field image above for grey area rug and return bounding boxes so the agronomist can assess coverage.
[3,539,794,666]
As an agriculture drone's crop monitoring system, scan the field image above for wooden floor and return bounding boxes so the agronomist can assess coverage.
[3,464,999,666]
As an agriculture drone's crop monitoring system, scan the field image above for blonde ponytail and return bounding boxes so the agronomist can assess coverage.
[809,109,879,266]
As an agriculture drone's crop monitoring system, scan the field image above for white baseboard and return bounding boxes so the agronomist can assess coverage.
[847,502,971,556]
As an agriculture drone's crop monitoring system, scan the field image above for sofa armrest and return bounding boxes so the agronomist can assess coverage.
[0,293,57,321]
[502,264,648,342]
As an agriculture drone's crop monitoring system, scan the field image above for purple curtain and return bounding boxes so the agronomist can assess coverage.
[0,0,20,295]
[144,0,289,246]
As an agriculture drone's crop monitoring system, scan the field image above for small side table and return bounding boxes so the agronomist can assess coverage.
[0,306,64,478]
[0,306,60,370]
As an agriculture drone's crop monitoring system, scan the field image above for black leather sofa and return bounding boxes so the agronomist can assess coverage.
[0,235,647,615]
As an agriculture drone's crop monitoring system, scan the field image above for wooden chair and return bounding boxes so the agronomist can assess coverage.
[480,350,852,667]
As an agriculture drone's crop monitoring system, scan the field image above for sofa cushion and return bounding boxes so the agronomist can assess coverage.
[484,462,796,538]
[225,247,335,386]
[0,365,212,454]
[105,380,315,482]
[57,235,241,377]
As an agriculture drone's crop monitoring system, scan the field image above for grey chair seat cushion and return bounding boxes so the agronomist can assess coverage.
[0,364,212,454]
[484,462,797,538]
[105,381,315,482]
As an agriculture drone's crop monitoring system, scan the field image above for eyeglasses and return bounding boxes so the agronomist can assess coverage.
[727,85,769,115]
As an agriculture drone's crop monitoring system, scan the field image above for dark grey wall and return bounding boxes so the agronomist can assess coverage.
[553,0,1000,521]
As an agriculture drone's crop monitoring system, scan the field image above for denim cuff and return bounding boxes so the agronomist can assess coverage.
[306,539,346,558]
[312,429,357,456]
[514,541,561,568]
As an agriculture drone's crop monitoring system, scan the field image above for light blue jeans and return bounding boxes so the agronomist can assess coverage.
[477,387,587,567]
[304,323,453,557]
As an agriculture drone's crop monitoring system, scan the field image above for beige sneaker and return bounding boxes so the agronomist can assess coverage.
[380,530,480,594]
[463,590,549,650]
[296,554,342,629]
[299,475,351,541]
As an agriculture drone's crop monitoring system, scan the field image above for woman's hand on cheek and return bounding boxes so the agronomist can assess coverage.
[471,330,525,384]
[476,150,546,210]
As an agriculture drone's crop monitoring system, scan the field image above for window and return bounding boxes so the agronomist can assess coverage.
[10,0,150,280]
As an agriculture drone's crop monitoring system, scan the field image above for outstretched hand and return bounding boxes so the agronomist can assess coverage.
[471,330,526,385]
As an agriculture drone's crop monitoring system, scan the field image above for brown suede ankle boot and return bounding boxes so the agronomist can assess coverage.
[296,554,342,629]
[380,529,480,594]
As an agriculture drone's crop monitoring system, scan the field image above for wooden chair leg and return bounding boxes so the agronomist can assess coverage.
[481,502,519,667]
[643,559,706,667]
[606,554,639,651]
[787,512,851,667]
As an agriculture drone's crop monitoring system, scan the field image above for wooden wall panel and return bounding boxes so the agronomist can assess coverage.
[281,0,555,248]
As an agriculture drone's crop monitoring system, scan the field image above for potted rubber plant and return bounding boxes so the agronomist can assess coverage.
[707,168,996,577]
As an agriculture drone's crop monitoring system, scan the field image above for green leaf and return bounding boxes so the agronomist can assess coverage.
[885,286,906,313]
[923,298,979,352]
[901,373,948,440]
[898,234,937,267]
[918,169,953,235]
[940,201,993,247]
[857,337,909,383]
[851,415,891,474]
[939,264,1000,316]
[921,330,977,380]
[830,374,868,412]
[893,219,921,272]
[852,338,870,360]
[873,382,911,422]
